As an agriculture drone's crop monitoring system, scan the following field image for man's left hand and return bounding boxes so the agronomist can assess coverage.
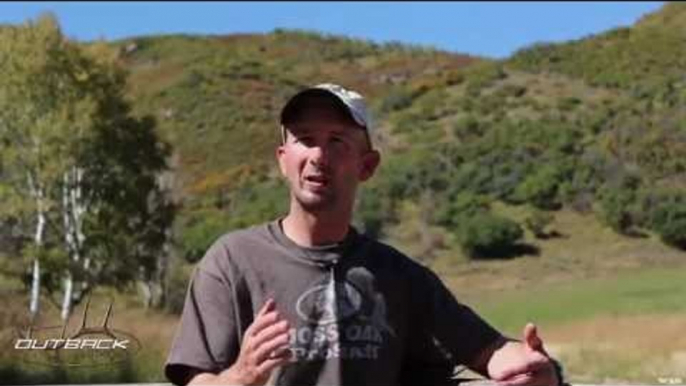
[487,323,560,386]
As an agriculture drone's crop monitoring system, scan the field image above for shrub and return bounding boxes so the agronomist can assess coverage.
[513,164,564,210]
[453,115,484,140]
[498,84,527,98]
[455,212,524,259]
[178,210,230,263]
[434,192,491,228]
[355,186,392,239]
[597,175,642,235]
[465,62,507,93]
[379,87,415,113]
[524,209,554,238]
[557,96,582,111]
[648,194,686,249]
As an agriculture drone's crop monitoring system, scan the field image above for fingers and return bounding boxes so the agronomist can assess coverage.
[523,323,548,356]
[497,366,558,386]
[226,299,291,385]
[253,322,291,362]
[258,298,276,315]
[494,357,549,382]
[245,299,280,338]
[257,353,292,375]
[497,372,535,386]
[244,299,291,360]
[253,319,290,348]
[523,323,539,349]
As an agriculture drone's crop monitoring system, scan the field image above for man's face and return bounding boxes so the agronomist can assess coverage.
[277,107,380,214]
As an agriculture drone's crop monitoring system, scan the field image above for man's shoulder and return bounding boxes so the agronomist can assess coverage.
[198,221,275,268]
[358,234,433,275]
[213,221,273,247]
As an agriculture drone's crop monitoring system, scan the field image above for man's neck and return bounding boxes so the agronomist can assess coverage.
[281,208,351,247]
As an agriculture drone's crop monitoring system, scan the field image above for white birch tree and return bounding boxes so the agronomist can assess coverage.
[0,14,175,321]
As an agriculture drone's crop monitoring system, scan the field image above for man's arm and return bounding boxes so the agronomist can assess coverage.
[468,323,562,386]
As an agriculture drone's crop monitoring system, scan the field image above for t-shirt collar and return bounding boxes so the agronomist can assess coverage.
[269,218,360,266]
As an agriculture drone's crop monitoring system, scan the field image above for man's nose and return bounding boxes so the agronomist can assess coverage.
[308,144,330,168]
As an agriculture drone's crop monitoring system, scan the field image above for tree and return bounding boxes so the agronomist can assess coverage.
[0,15,81,320]
[0,14,175,319]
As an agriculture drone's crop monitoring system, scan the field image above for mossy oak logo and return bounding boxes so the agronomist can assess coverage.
[288,274,395,362]
[295,280,364,325]
[11,297,141,367]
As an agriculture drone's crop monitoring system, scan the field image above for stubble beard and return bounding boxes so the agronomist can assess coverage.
[292,183,338,213]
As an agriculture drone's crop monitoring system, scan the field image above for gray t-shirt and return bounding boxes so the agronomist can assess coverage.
[165,220,501,386]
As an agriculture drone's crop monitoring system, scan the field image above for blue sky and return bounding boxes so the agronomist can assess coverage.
[0,2,665,58]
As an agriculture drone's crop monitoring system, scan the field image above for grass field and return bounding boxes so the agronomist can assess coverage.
[455,267,686,383]
[465,266,686,332]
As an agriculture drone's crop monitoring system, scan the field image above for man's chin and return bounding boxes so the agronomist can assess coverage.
[295,192,336,212]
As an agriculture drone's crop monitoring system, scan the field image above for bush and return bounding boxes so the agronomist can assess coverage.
[355,185,393,239]
[434,192,491,228]
[465,62,507,94]
[178,208,232,263]
[379,87,414,114]
[512,164,564,210]
[455,212,524,259]
[648,195,686,249]
[597,176,642,235]
[557,96,582,111]
[453,115,484,140]
[524,209,554,238]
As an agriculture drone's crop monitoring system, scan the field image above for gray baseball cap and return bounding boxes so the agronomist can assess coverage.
[280,83,373,147]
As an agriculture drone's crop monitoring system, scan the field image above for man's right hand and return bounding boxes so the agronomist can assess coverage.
[189,299,292,386]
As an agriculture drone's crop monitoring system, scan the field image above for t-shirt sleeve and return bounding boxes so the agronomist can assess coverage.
[164,242,243,386]
[411,264,503,368]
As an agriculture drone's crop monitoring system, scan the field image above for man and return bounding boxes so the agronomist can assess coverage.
[165,83,565,386]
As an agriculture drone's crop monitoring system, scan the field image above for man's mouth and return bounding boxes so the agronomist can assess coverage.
[304,174,329,188]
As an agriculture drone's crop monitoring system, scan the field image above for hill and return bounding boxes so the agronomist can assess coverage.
[114,3,686,268]
[114,29,481,261]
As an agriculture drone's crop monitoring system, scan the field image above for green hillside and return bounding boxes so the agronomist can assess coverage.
[114,30,480,261]
[115,4,686,267]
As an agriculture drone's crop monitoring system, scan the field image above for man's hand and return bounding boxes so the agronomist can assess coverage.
[189,299,292,386]
[487,323,560,386]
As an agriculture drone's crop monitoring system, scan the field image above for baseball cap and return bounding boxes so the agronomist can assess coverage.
[280,83,373,147]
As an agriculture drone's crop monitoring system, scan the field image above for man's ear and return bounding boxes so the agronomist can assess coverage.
[276,145,287,176]
[359,150,381,182]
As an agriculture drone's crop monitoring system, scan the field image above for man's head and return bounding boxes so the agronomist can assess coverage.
[277,83,381,214]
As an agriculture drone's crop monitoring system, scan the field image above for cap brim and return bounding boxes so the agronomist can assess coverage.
[280,88,367,129]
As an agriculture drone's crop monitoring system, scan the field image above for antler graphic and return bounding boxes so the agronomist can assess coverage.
[68,295,117,340]
[14,295,140,368]
[29,295,119,350]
